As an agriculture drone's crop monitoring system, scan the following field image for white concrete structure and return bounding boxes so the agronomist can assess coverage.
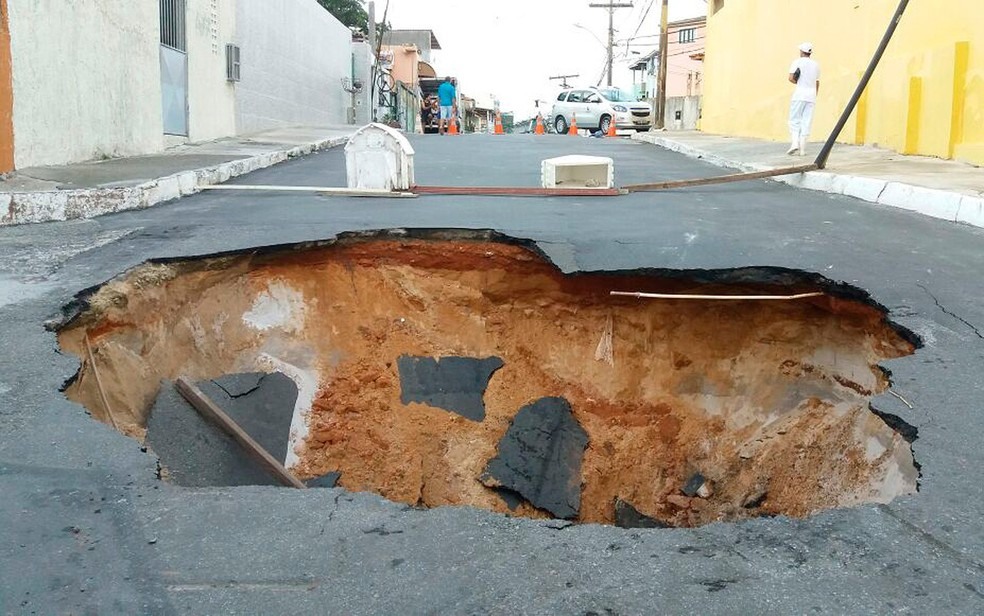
[235,0,352,134]
[3,0,357,170]
[7,0,162,168]
[345,124,415,191]
[186,0,237,143]
[542,155,614,189]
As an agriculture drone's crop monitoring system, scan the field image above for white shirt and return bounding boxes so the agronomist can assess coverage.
[790,57,821,103]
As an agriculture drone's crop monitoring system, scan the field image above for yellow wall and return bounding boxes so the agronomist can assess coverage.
[702,0,984,165]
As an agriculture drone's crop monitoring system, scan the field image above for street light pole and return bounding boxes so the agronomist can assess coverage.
[654,0,669,129]
[589,1,633,87]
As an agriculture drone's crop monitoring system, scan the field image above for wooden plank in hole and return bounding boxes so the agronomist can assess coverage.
[174,377,306,489]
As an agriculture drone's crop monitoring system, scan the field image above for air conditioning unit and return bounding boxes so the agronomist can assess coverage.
[225,43,241,82]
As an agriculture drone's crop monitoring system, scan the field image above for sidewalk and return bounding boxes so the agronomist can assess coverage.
[633,131,984,229]
[0,126,356,226]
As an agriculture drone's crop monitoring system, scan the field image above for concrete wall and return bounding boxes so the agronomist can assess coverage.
[0,0,13,173]
[664,96,701,131]
[352,40,372,125]
[7,0,162,168]
[186,0,237,142]
[235,0,351,134]
[702,0,984,165]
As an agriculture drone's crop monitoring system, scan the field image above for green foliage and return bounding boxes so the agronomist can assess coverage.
[316,0,389,36]
[317,0,368,32]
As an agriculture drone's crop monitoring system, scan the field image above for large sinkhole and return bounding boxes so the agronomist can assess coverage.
[55,229,920,528]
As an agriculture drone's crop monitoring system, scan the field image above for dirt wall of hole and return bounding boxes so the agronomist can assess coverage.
[56,232,919,526]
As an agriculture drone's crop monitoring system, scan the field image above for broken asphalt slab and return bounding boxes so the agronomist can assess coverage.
[146,372,297,486]
[480,397,589,519]
[397,355,504,421]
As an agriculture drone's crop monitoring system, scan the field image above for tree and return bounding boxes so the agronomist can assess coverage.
[317,0,369,33]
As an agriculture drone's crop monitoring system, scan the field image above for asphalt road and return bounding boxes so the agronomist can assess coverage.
[1,134,983,614]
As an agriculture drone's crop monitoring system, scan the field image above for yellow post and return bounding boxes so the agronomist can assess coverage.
[854,73,868,145]
[948,41,969,159]
[903,76,922,155]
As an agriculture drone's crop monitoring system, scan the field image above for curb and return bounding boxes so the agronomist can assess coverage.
[633,133,984,229]
[0,135,351,226]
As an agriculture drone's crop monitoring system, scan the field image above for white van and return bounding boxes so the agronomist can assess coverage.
[550,87,652,134]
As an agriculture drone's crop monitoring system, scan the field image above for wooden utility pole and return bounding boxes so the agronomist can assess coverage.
[589,1,634,87]
[654,0,669,128]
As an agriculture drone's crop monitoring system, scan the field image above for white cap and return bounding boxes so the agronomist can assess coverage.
[799,42,813,54]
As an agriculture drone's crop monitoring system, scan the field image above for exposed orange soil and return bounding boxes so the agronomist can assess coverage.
[58,234,918,526]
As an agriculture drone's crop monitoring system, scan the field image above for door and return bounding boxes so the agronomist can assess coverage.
[159,0,188,136]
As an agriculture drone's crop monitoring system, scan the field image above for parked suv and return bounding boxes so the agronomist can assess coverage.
[550,87,652,134]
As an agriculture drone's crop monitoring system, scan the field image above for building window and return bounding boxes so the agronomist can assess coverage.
[678,28,696,44]
[160,0,187,52]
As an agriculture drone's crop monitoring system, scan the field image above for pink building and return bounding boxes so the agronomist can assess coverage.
[630,16,706,99]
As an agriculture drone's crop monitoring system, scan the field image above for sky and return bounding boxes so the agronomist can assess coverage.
[375,0,708,118]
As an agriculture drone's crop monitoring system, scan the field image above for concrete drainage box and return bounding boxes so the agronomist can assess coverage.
[345,123,415,191]
[541,155,614,189]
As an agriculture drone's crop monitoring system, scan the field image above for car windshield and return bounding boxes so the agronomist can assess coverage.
[599,88,633,102]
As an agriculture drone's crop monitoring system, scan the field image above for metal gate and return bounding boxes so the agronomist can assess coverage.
[159,0,188,136]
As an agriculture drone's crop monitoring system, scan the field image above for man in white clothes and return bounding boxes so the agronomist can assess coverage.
[787,42,820,156]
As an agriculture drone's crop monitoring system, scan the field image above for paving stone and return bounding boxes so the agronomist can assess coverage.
[479,397,589,519]
[397,355,504,421]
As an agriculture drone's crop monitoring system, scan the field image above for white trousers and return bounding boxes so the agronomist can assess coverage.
[789,100,815,142]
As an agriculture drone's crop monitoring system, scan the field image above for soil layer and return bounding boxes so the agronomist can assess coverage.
[57,231,919,526]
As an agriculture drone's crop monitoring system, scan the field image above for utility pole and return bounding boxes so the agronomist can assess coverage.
[589,1,633,87]
[654,0,669,128]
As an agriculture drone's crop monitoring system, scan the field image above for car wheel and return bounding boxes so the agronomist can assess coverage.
[599,115,612,134]
[554,115,568,134]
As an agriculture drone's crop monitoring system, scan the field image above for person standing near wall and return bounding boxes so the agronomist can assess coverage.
[787,42,820,156]
[437,76,457,135]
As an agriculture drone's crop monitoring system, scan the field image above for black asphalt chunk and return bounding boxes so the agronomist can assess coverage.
[492,486,526,511]
[305,471,341,488]
[211,372,265,398]
[198,372,298,462]
[682,473,707,497]
[614,498,671,529]
[145,372,298,487]
[479,397,589,519]
[397,355,504,421]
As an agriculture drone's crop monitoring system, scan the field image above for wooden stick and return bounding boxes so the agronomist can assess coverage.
[610,291,825,301]
[888,390,914,409]
[622,164,818,192]
[83,334,120,431]
[174,377,307,489]
[199,184,417,198]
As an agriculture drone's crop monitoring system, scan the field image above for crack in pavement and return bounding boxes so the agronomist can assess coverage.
[917,284,984,340]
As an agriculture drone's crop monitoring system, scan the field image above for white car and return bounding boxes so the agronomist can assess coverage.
[550,86,652,134]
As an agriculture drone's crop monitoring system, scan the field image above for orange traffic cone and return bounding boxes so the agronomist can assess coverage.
[448,115,459,135]
[606,117,618,138]
[534,114,545,135]
[568,113,578,136]
[494,113,504,135]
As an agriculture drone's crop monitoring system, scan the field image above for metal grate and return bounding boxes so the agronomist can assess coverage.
[225,44,241,82]
[160,0,187,52]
